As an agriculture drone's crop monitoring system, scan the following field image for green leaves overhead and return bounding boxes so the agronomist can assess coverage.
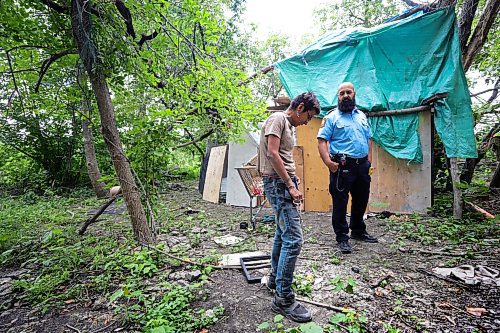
[1,0,266,186]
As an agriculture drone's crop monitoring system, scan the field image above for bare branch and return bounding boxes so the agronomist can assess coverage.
[400,0,420,6]
[34,49,78,92]
[391,4,427,22]
[5,51,25,112]
[114,0,136,39]
[470,87,496,98]
[238,64,274,86]
[488,78,499,103]
[183,128,204,156]
[40,0,69,14]
[40,0,99,16]
[138,30,158,49]
[433,0,458,7]
[463,0,500,71]
[173,129,214,150]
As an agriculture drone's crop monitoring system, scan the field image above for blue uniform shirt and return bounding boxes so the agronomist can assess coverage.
[317,108,372,158]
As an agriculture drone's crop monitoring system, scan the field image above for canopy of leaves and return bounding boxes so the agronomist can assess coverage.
[0,0,267,187]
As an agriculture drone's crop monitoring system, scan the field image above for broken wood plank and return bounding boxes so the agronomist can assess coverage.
[203,145,227,203]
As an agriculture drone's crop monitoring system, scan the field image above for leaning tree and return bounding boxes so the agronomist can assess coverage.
[1,0,265,243]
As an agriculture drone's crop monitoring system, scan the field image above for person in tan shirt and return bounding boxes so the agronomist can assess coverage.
[258,92,320,322]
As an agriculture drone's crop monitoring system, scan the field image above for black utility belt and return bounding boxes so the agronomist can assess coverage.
[330,154,368,165]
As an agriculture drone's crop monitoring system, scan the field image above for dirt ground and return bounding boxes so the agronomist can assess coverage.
[0,182,498,333]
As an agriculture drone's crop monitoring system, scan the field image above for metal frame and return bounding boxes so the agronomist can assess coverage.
[236,166,268,229]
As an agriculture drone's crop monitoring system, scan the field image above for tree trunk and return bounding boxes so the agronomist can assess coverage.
[460,122,500,183]
[71,0,155,244]
[82,116,109,198]
[462,0,500,71]
[490,136,500,188]
[490,163,500,188]
[458,0,479,55]
[449,157,463,219]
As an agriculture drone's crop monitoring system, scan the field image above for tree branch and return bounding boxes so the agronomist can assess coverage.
[470,87,496,98]
[34,49,78,92]
[458,0,480,56]
[114,0,136,39]
[40,0,99,16]
[462,0,499,71]
[40,0,69,14]
[138,30,158,49]
[238,64,274,86]
[401,0,420,6]
[487,78,499,103]
[183,128,204,156]
[173,129,214,150]
[5,51,25,112]
[433,0,458,8]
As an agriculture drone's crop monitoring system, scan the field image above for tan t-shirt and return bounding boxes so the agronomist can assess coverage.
[258,112,296,177]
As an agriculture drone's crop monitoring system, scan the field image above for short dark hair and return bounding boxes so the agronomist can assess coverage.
[290,92,320,115]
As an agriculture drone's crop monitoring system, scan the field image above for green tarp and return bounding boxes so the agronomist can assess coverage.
[275,7,477,163]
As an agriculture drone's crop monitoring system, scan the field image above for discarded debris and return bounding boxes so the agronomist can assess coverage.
[432,265,500,286]
[466,307,488,317]
[218,251,267,268]
[464,201,495,219]
[213,234,244,246]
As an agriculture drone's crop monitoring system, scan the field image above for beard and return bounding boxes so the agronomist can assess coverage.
[338,97,356,113]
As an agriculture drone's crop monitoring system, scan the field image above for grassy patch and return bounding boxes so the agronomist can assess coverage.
[387,195,499,249]
[0,191,224,332]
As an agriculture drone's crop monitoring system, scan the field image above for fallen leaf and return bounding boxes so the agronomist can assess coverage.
[64,299,75,304]
[466,307,487,316]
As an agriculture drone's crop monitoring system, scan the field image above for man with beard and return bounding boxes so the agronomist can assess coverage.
[259,92,320,322]
[317,82,378,254]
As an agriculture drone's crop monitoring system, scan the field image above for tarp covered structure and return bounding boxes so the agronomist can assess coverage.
[275,7,477,163]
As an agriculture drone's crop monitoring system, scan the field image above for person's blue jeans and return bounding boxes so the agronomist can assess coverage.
[263,176,303,297]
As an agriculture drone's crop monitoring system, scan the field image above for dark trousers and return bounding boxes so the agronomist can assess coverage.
[329,159,371,242]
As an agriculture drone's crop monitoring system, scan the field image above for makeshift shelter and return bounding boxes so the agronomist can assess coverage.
[200,7,478,215]
[271,7,477,213]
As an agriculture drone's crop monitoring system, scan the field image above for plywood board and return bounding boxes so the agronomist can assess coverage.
[296,113,432,213]
[226,132,259,207]
[369,111,431,213]
[203,145,228,203]
[296,118,331,212]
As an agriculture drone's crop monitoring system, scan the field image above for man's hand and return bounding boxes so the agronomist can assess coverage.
[328,161,339,173]
[288,187,303,202]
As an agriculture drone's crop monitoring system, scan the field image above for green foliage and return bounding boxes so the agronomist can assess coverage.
[0,191,223,332]
[110,281,224,333]
[329,310,367,333]
[257,315,324,333]
[292,274,314,297]
[389,200,499,248]
[329,275,357,294]
[382,323,401,333]
[329,254,341,265]
[314,0,407,33]
[0,0,267,193]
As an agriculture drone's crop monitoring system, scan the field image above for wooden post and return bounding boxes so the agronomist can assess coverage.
[449,157,463,219]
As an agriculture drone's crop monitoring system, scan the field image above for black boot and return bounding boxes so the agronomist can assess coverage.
[271,293,312,323]
[351,232,378,243]
[338,240,352,253]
